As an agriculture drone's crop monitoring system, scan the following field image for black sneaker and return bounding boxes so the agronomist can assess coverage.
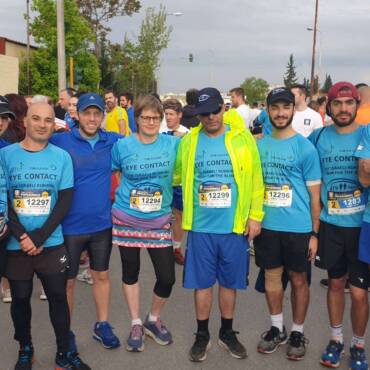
[218,329,247,359]
[257,326,288,354]
[55,352,91,370]
[15,344,34,370]
[189,331,211,362]
[286,331,308,361]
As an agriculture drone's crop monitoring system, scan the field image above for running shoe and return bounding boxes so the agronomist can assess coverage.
[218,329,247,359]
[286,331,308,360]
[76,269,93,285]
[257,326,288,354]
[189,331,211,362]
[320,340,344,368]
[93,321,120,349]
[143,315,173,345]
[174,248,185,265]
[69,330,77,354]
[55,352,91,370]
[350,345,368,370]
[39,287,47,301]
[15,344,34,370]
[2,288,12,303]
[126,324,145,352]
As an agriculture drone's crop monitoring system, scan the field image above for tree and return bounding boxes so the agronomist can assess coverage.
[19,0,100,97]
[321,74,333,93]
[240,77,269,104]
[76,0,141,56]
[101,5,172,95]
[284,54,298,88]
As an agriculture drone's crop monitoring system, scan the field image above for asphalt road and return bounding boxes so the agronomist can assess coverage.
[0,247,369,370]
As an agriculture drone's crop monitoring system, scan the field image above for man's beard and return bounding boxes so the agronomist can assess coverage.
[270,114,294,130]
[332,111,356,127]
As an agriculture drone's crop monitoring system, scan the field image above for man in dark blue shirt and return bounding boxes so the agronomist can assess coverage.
[50,93,122,352]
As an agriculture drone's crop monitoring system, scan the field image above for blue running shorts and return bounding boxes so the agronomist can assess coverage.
[183,231,249,289]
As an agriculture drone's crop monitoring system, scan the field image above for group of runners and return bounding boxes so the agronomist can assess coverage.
[0,80,369,370]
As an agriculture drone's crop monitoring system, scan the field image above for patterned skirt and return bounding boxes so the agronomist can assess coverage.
[112,216,172,248]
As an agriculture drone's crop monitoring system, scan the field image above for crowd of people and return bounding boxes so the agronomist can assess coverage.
[0,80,370,370]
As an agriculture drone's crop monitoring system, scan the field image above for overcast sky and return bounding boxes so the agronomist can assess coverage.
[1,0,369,93]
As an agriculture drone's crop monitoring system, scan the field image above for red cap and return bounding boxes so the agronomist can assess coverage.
[327,81,360,104]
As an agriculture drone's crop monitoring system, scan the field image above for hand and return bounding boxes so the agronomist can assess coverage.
[245,219,261,242]
[307,236,318,262]
[19,233,38,255]
[29,246,44,256]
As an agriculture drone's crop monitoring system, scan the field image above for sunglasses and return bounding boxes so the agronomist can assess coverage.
[199,106,222,117]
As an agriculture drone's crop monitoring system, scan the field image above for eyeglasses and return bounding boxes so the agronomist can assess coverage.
[140,115,161,124]
[199,106,222,117]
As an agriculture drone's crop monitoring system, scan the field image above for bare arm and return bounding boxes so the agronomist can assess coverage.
[307,183,321,261]
[358,159,370,188]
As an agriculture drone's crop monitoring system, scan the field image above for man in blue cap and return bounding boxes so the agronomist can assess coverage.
[174,87,264,362]
[50,93,122,352]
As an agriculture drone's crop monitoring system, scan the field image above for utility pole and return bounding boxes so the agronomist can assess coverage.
[309,0,319,99]
[56,0,66,91]
[26,0,31,95]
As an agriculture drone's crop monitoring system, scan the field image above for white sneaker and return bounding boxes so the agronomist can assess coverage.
[40,287,47,300]
[2,288,12,303]
[76,269,93,285]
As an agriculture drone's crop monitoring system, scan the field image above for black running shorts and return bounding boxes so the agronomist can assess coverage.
[254,228,311,273]
[64,228,112,279]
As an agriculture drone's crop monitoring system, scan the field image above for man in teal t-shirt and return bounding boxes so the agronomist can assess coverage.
[255,87,321,360]
[308,82,369,370]
[0,102,91,370]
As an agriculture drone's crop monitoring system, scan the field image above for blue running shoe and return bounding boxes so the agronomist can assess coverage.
[320,340,344,368]
[143,315,172,345]
[126,324,145,352]
[69,331,77,354]
[350,345,369,370]
[55,352,91,370]
[93,321,120,349]
[15,344,34,370]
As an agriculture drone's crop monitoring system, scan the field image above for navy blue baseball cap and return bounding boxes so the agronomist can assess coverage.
[77,93,105,112]
[266,87,295,106]
[193,87,224,115]
[0,96,15,119]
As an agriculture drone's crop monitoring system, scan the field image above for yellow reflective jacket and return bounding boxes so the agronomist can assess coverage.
[173,108,265,234]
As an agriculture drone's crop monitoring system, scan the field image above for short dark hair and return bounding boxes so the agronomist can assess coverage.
[120,92,134,104]
[60,88,76,98]
[290,84,307,97]
[163,98,182,113]
[186,89,199,106]
[104,90,116,98]
[252,102,258,108]
[229,87,245,101]
[356,83,368,89]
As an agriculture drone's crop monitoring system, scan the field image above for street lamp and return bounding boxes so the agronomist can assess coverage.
[308,0,319,99]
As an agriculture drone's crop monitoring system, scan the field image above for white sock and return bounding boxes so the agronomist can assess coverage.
[330,324,344,343]
[173,241,181,250]
[291,323,304,333]
[148,313,158,322]
[351,335,365,348]
[131,318,142,326]
[271,313,283,332]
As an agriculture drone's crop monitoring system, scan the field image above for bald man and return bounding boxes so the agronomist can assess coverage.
[0,103,91,369]
[356,86,370,125]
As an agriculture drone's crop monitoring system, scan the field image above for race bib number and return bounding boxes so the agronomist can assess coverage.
[13,190,51,216]
[130,189,162,213]
[264,184,292,207]
[199,183,231,208]
[328,189,366,215]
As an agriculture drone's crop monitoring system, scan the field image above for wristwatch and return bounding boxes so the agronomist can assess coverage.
[310,230,319,239]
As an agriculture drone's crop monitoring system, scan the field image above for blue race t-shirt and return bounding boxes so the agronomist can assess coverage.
[0,143,74,250]
[355,124,370,223]
[0,160,7,234]
[309,125,367,227]
[85,133,100,148]
[0,138,10,149]
[257,134,321,232]
[256,109,272,136]
[50,128,122,235]
[192,128,237,233]
[112,134,179,219]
